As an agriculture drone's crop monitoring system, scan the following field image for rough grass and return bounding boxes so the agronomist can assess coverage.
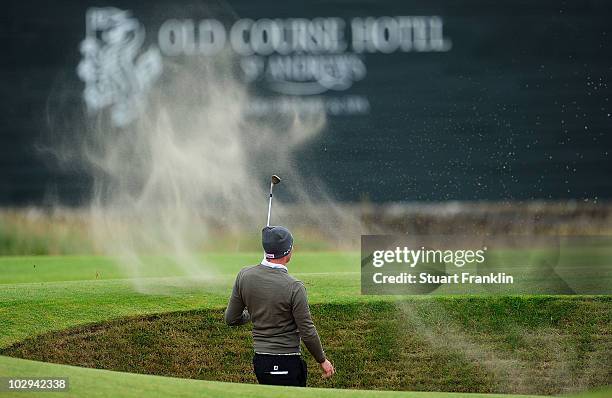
[2,298,610,396]
[0,210,94,255]
[0,210,338,255]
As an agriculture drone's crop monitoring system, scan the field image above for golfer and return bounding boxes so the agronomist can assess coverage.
[224,225,335,386]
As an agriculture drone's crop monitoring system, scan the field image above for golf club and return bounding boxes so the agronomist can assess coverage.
[266,175,282,226]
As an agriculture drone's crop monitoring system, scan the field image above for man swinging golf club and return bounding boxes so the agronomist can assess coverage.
[224,175,335,386]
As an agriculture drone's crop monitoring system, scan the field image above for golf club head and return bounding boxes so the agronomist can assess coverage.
[271,175,281,185]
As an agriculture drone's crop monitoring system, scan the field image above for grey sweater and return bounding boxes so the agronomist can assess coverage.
[224,264,326,363]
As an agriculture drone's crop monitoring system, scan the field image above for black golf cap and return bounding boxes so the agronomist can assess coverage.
[262,226,293,259]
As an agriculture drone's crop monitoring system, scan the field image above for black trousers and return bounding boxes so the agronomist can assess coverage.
[253,354,307,387]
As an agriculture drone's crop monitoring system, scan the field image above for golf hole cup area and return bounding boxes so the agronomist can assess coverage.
[360,235,612,295]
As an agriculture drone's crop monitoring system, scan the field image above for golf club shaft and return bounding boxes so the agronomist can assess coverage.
[266,181,274,226]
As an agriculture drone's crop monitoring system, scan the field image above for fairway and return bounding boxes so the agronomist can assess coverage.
[0,253,362,347]
[1,253,611,397]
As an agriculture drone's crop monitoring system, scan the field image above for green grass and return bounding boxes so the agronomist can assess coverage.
[2,299,610,395]
[0,303,493,392]
[0,252,359,284]
[0,253,610,397]
[0,253,361,347]
[0,356,546,398]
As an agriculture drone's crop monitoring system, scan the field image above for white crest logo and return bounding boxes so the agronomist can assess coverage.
[77,8,163,127]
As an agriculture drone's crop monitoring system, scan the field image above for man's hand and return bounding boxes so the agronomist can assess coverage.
[319,359,335,378]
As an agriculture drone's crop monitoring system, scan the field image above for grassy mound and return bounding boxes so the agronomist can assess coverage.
[3,298,610,395]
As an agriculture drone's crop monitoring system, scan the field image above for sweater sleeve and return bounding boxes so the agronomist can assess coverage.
[291,281,326,363]
[224,271,250,326]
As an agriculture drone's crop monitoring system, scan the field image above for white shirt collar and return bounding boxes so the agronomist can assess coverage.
[261,258,287,270]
